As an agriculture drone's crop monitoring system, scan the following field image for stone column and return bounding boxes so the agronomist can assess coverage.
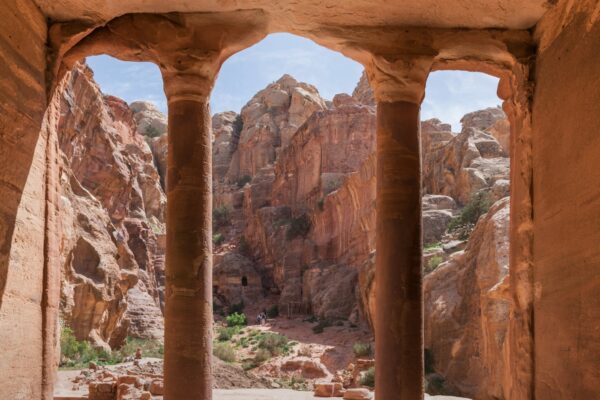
[163,73,214,400]
[369,55,432,400]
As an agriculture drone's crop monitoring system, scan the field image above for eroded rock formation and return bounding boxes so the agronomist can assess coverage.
[424,198,510,399]
[53,62,514,397]
[56,63,166,349]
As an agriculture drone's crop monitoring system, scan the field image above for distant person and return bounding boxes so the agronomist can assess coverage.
[256,311,267,325]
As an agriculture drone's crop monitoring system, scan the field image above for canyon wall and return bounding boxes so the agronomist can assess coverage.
[54,63,166,350]
[532,2,600,398]
[0,1,50,398]
[49,65,515,398]
[204,76,379,323]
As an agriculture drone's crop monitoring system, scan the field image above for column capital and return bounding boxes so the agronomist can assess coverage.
[56,11,268,102]
[365,54,434,104]
[160,51,220,103]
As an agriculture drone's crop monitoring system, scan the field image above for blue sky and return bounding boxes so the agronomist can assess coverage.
[87,33,500,131]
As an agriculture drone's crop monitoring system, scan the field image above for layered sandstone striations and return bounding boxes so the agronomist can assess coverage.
[424,198,510,399]
[203,75,378,323]
[206,74,512,344]
[56,63,166,349]
[60,67,514,397]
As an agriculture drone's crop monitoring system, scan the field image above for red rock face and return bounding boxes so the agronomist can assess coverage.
[54,64,514,397]
[55,63,166,348]
[424,198,510,399]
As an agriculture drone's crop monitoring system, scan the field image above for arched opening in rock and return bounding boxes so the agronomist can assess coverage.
[53,55,168,387]
[422,70,512,398]
[210,31,379,386]
[49,24,521,399]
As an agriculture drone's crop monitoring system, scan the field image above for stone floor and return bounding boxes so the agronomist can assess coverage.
[55,388,470,399]
[213,389,470,399]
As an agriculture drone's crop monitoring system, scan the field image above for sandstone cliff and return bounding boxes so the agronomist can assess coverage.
[56,63,165,349]
[205,73,512,339]
[203,76,378,323]
[56,64,514,399]
[424,198,510,399]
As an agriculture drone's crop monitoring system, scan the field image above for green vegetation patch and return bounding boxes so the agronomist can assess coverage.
[360,367,375,388]
[213,205,231,229]
[212,233,225,245]
[425,255,444,274]
[226,312,247,327]
[258,333,290,356]
[286,214,311,240]
[60,327,163,369]
[448,191,493,239]
[353,342,373,358]
[214,342,236,362]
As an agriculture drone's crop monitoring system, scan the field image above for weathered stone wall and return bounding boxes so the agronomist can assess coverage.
[532,2,600,398]
[0,1,49,398]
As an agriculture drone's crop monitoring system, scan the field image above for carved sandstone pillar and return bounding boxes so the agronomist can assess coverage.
[163,72,214,400]
[368,55,433,400]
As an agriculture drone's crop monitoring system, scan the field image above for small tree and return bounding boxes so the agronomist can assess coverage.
[448,191,494,239]
[213,205,231,229]
[286,214,311,240]
[144,125,163,138]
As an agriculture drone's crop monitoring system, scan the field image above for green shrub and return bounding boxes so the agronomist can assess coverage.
[258,333,289,356]
[233,114,244,136]
[254,348,271,364]
[266,304,279,318]
[360,367,375,388]
[212,233,225,245]
[286,214,311,240]
[317,198,325,211]
[144,125,163,138]
[424,242,442,250]
[119,337,164,359]
[448,191,493,238]
[217,326,240,341]
[353,342,373,358]
[60,327,163,368]
[425,256,444,274]
[237,175,252,188]
[226,312,247,327]
[239,337,250,348]
[242,360,258,370]
[214,343,236,362]
[213,205,231,228]
[60,327,97,367]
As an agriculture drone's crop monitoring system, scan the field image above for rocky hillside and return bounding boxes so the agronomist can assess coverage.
[55,63,513,398]
[56,63,166,350]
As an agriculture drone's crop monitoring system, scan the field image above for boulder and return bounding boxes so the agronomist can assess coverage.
[281,358,329,379]
[130,101,167,137]
[343,388,373,400]
[314,382,345,397]
[423,209,453,244]
[424,198,511,399]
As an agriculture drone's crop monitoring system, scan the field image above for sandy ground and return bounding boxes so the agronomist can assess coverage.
[213,389,469,399]
[56,370,470,399]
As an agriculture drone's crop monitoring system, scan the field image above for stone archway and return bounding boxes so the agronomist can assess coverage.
[42,11,536,400]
